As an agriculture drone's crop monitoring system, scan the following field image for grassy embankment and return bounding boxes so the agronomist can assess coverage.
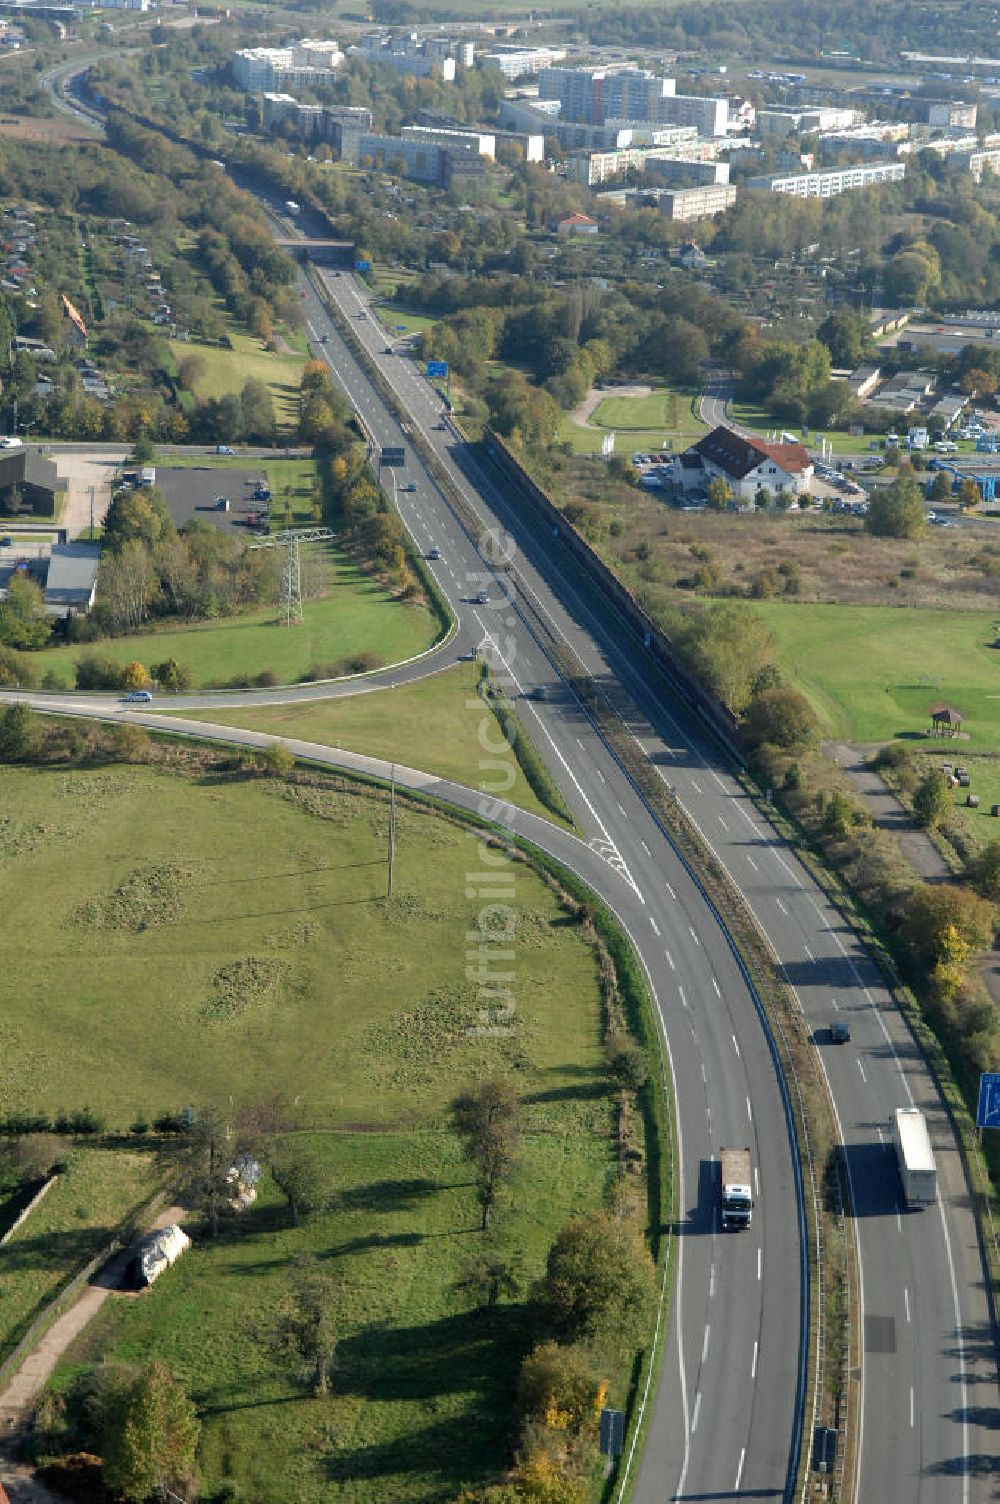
[0,760,635,1501]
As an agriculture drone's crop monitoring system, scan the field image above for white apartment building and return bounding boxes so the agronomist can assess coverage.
[747,161,905,197]
[232,40,343,92]
[757,106,858,138]
[478,45,566,80]
[656,183,737,220]
[401,125,496,158]
[654,93,729,138]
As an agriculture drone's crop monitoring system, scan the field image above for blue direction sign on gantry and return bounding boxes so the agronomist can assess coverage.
[426,360,449,379]
[976,1072,1000,1128]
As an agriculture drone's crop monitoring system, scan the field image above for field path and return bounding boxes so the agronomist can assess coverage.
[830,742,1000,1001]
[0,1204,186,1484]
[568,383,652,429]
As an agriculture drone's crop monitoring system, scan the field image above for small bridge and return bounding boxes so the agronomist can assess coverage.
[274,239,354,267]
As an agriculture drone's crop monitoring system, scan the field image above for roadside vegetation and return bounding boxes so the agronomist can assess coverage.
[0,716,661,1503]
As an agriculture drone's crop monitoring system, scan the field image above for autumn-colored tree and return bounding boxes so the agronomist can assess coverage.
[100,1361,200,1503]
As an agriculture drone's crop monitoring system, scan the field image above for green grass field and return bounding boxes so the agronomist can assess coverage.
[5,760,623,1501]
[752,601,1000,747]
[179,662,568,825]
[0,1146,162,1364]
[168,333,307,432]
[29,546,438,690]
[560,386,705,456]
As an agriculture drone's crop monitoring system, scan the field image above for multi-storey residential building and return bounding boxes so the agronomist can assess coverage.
[232,40,343,93]
[477,44,566,80]
[655,183,737,219]
[747,161,905,196]
[757,106,858,138]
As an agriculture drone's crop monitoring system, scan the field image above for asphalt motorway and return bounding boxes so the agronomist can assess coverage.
[299,258,996,1503]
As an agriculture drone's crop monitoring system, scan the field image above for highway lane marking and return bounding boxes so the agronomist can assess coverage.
[772,851,803,887]
[709,1263,716,1298]
[575,737,583,748]
[701,1325,711,1364]
[665,880,677,900]
[679,985,688,1008]
[718,814,729,831]
[712,977,721,996]
[809,897,827,925]
[664,949,676,971]
[754,1165,760,1199]
[640,839,651,855]
[857,1059,867,1083]
[746,1096,753,1122]
[689,926,700,945]
[732,1033,741,1057]
[909,1387,915,1429]
[904,1286,910,1323]
[803,943,814,961]
[650,917,660,936]
[751,1339,758,1379]
[690,778,703,795]
[596,768,606,782]
[618,803,628,818]
[701,1063,707,1084]
[757,1246,762,1281]
[691,1392,702,1435]
[735,1448,746,1492]
[775,896,789,915]
[831,997,839,1010]
[712,771,728,791]
[897,1207,903,1232]
[746,855,759,872]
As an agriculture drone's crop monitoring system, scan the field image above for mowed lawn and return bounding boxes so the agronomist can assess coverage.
[560,386,705,455]
[28,547,439,690]
[181,662,566,825]
[168,333,307,432]
[4,762,620,1501]
[0,1146,162,1363]
[752,602,1000,747]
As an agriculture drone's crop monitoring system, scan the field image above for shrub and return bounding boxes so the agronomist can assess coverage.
[121,661,149,691]
[543,1209,655,1342]
[76,654,124,691]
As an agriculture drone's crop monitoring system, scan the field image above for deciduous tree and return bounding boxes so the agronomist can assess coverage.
[100,1361,200,1503]
[450,1077,521,1232]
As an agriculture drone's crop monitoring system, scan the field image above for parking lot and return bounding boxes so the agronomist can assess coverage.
[155,467,271,535]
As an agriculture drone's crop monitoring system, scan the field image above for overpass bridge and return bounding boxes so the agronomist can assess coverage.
[274,238,354,267]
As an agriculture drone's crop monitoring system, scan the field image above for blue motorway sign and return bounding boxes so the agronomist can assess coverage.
[977,1072,1000,1128]
[426,360,449,379]
[354,258,372,273]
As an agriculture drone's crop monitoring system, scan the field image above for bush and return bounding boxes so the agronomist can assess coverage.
[76,654,124,691]
[517,1342,599,1430]
[742,687,819,752]
[0,703,40,762]
[543,1209,655,1342]
[263,741,295,777]
[605,1034,649,1092]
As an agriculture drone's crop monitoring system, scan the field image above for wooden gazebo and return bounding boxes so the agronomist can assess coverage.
[929,703,964,737]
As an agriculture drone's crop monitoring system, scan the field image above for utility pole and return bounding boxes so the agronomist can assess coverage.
[387,762,396,898]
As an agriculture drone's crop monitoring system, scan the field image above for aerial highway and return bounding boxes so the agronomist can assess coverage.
[22,64,1000,1500]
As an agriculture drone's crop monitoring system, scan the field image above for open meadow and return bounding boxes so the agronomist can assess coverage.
[0,759,628,1500]
[751,601,1000,748]
[167,332,307,432]
[25,543,439,690]
[179,662,569,825]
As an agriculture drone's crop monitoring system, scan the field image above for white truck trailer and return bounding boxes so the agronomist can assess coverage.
[720,1146,753,1231]
[892,1107,937,1208]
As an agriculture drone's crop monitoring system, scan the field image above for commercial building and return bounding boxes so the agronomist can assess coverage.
[674,425,814,499]
[477,44,566,80]
[747,161,905,197]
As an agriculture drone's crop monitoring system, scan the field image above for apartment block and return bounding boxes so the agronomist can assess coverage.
[747,161,906,197]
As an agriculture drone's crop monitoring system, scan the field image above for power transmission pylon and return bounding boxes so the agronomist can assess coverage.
[248,526,335,626]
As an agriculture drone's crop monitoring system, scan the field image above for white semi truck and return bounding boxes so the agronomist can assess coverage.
[892,1107,937,1208]
[720,1147,753,1231]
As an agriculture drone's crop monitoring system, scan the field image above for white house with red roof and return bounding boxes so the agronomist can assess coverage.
[674,424,814,501]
